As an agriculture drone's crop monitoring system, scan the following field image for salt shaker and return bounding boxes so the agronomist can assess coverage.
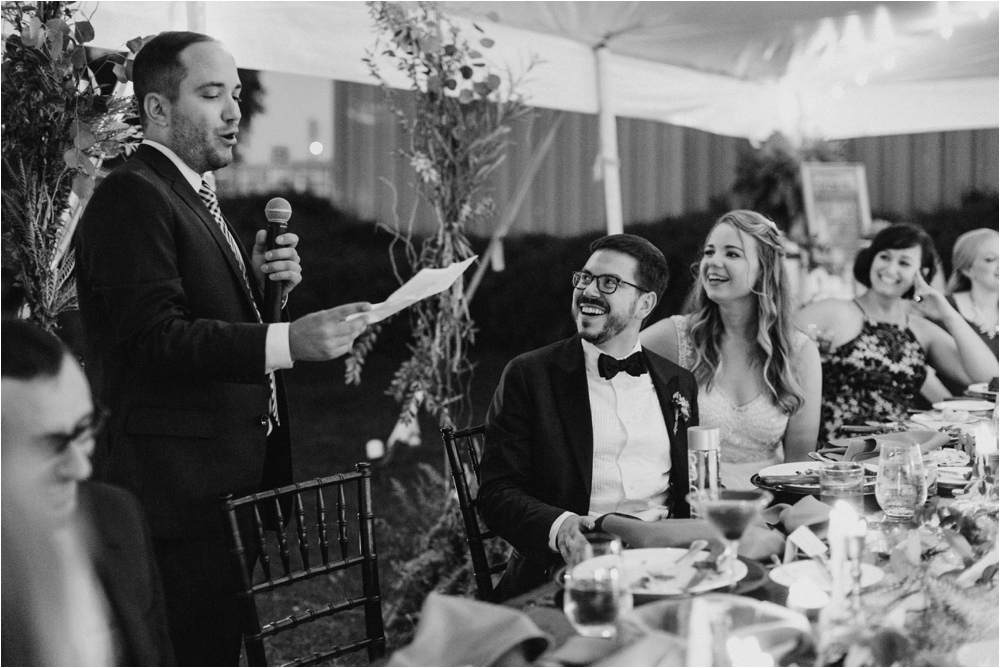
[688,426,721,504]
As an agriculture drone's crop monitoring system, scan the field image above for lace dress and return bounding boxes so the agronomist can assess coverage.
[672,315,804,490]
[819,303,927,441]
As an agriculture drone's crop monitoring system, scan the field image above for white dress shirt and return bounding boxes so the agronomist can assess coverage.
[548,338,672,550]
[142,140,292,372]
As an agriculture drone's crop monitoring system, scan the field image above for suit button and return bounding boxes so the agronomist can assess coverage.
[259,415,269,427]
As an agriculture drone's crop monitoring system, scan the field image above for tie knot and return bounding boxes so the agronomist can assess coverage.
[597,351,647,380]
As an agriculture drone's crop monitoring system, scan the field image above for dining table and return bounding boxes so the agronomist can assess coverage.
[495,396,999,667]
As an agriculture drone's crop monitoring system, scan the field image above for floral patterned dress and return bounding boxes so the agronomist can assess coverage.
[819,304,927,441]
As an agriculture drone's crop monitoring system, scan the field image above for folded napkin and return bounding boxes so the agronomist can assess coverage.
[821,430,950,462]
[762,495,832,537]
[388,592,550,667]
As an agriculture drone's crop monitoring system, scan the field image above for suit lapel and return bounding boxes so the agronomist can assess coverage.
[137,146,261,312]
[645,352,692,518]
[551,336,594,494]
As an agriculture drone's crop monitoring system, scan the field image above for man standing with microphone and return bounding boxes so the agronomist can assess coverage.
[74,32,369,665]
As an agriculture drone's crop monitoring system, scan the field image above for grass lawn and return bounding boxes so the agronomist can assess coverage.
[249,343,514,665]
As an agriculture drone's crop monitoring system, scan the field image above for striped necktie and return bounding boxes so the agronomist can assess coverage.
[199,179,280,430]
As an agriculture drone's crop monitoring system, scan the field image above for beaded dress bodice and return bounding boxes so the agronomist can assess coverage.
[672,315,797,466]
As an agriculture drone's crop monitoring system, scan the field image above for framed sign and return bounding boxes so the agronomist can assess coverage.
[800,162,872,255]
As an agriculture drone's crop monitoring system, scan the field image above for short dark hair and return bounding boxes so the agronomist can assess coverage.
[589,234,669,298]
[133,31,218,127]
[853,223,938,287]
[1,317,68,381]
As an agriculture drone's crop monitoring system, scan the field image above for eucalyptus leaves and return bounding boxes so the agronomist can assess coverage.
[1,2,143,329]
[352,1,533,429]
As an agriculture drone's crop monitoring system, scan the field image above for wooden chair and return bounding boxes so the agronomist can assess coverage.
[441,425,510,602]
[219,463,385,666]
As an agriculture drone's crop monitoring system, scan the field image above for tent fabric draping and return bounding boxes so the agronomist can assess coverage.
[82,1,998,142]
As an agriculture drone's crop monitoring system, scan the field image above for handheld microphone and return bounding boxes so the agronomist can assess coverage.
[263,197,292,323]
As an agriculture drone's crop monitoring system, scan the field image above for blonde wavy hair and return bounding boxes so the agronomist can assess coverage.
[686,210,805,415]
[947,227,999,294]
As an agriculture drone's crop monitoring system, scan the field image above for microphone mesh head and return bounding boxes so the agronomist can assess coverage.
[264,197,292,224]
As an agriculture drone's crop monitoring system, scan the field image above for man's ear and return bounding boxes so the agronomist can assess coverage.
[144,92,170,129]
[636,291,657,320]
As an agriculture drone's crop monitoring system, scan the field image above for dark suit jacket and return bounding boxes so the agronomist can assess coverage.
[75,145,292,539]
[80,482,175,666]
[479,335,699,599]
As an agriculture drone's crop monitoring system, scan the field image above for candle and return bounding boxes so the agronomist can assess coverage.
[686,597,714,667]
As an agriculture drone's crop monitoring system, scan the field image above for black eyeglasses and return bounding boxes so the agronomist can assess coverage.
[45,405,110,456]
[572,271,649,295]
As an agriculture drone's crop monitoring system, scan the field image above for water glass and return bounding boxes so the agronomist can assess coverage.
[875,442,926,520]
[819,462,865,513]
[563,558,627,638]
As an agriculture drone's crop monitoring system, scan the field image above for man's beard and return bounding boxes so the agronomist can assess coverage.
[573,295,635,345]
[172,114,233,173]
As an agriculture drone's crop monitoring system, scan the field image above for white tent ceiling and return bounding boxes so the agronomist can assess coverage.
[83,1,998,143]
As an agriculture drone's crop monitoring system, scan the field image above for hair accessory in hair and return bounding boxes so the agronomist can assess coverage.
[762,217,779,233]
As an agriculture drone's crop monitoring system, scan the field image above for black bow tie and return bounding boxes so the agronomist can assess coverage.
[597,352,648,380]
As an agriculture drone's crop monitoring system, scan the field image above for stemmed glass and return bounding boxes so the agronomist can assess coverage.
[687,489,773,585]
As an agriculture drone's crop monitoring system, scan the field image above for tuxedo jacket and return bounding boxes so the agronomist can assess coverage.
[75,145,292,539]
[479,335,699,599]
[80,482,175,666]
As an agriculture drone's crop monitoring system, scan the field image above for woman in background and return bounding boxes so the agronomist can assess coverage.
[642,210,821,490]
[946,228,998,360]
[799,223,995,440]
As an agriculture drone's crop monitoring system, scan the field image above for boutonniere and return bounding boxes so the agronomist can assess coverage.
[671,392,691,435]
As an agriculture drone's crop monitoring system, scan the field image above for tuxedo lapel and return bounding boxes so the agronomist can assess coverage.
[137,146,261,313]
[550,337,594,494]
[645,351,692,518]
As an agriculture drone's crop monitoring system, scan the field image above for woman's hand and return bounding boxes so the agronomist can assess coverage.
[909,272,956,322]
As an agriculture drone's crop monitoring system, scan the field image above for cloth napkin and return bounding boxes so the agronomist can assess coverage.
[388,592,551,666]
[821,430,950,462]
[762,495,832,537]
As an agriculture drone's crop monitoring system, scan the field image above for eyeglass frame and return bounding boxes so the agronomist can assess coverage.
[572,270,650,295]
[45,404,110,457]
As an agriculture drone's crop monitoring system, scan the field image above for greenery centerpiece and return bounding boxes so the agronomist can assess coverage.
[351,0,532,431]
[2,1,141,330]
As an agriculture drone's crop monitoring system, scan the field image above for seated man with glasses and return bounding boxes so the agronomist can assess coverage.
[479,234,719,600]
[1,317,173,665]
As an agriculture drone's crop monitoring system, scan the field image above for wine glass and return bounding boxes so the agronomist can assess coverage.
[687,489,772,584]
[875,442,926,521]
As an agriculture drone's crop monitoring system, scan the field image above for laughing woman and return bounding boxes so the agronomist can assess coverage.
[799,223,996,441]
[641,210,821,490]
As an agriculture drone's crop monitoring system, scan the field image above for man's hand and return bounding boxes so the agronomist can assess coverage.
[289,303,371,362]
[251,230,301,300]
[555,515,596,565]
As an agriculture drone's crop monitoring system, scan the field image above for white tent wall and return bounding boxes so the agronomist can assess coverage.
[82,1,999,236]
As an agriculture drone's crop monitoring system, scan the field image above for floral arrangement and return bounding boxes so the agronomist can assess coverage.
[2,1,143,330]
[671,392,691,435]
[349,1,533,430]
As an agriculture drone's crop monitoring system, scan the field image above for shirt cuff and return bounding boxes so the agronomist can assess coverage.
[265,322,293,372]
[548,512,575,552]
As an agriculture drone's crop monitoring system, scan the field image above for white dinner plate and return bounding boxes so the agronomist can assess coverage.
[757,461,877,480]
[932,399,994,412]
[911,410,976,426]
[573,548,748,597]
[769,559,884,591]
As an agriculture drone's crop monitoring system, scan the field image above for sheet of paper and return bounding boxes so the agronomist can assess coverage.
[346,256,477,324]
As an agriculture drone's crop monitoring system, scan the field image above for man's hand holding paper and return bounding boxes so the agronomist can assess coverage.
[346,256,478,324]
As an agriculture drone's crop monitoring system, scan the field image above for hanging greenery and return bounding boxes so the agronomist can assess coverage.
[351,1,534,430]
[1,1,142,330]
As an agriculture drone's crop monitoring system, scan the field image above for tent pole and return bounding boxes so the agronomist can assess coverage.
[186,1,207,33]
[595,45,624,235]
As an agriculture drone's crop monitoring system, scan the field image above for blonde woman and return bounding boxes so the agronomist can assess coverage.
[947,227,999,360]
[641,210,821,489]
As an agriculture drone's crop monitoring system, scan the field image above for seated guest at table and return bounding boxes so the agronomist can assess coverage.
[1,318,174,665]
[946,227,998,360]
[641,210,821,490]
[798,223,996,441]
[479,234,716,601]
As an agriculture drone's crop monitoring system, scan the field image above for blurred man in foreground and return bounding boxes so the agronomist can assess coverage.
[1,317,174,665]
